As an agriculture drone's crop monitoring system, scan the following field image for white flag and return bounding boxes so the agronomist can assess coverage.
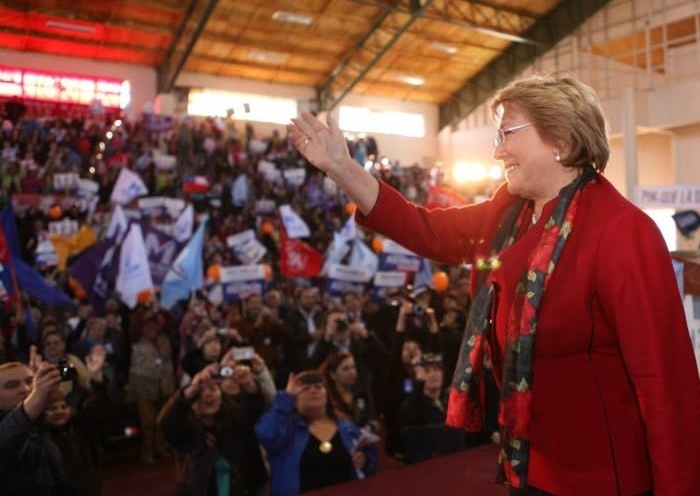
[232,174,249,207]
[279,204,311,239]
[173,204,194,242]
[349,238,378,278]
[115,224,153,308]
[340,215,357,241]
[110,168,149,205]
[106,204,129,240]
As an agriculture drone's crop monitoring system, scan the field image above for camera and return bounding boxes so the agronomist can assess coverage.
[57,358,77,381]
[336,319,349,332]
[232,346,255,363]
[413,304,425,316]
[217,365,235,379]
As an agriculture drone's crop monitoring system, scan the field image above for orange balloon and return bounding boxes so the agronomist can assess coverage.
[432,271,450,292]
[345,202,357,215]
[137,289,154,304]
[207,264,221,281]
[261,263,273,281]
[371,237,383,254]
[48,204,63,219]
[261,221,274,235]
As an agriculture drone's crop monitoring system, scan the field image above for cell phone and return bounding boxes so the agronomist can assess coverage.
[232,346,255,362]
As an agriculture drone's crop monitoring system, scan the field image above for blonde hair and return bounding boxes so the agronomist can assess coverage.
[491,74,610,172]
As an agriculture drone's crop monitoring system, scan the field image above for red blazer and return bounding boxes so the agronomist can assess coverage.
[357,176,700,496]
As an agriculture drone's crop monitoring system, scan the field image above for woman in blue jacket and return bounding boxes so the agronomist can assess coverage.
[255,370,378,496]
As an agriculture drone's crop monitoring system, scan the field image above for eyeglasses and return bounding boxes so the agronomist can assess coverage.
[493,122,533,148]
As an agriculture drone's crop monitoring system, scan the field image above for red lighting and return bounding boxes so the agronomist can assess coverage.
[0,66,125,108]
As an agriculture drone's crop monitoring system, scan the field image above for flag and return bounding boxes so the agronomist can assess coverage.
[0,203,73,307]
[232,173,249,207]
[160,220,207,309]
[424,185,467,209]
[115,223,154,308]
[68,239,113,308]
[106,204,129,239]
[413,258,434,291]
[349,238,378,278]
[322,231,352,276]
[280,232,323,278]
[49,224,97,270]
[340,215,357,241]
[140,221,186,286]
[279,204,311,239]
[110,167,149,204]
[173,204,194,242]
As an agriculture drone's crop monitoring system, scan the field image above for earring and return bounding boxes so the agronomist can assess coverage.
[554,151,561,162]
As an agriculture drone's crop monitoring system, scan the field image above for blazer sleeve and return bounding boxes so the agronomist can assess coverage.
[356,180,517,265]
[596,207,700,496]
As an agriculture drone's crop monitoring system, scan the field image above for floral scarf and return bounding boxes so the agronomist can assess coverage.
[447,166,597,490]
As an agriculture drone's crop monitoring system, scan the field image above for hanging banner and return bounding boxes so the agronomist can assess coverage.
[635,185,700,208]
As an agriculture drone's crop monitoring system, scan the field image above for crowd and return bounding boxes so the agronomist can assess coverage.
[0,100,496,496]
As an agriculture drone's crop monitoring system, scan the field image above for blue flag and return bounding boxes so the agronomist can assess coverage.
[1,203,73,307]
[160,219,207,309]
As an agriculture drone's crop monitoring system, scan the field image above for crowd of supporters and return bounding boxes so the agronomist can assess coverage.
[0,101,499,496]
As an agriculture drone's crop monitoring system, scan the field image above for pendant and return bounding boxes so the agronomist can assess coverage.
[319,441,332,454]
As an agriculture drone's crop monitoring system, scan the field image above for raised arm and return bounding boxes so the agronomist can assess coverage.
[288,111,379,215]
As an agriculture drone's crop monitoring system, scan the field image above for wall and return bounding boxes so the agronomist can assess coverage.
[176,72,438,166]
[0,48,157,117]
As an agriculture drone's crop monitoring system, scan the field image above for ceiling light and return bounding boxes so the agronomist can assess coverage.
[248,50,287,64]
[398,75,425,86]
[430,42,458,54]
[272,11,314,26]
[46,20,95,35]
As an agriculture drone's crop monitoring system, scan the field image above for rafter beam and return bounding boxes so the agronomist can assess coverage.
[157,0,218,93]
[346,0,539,45]
[439,0,614,130]
[318,0,436,112]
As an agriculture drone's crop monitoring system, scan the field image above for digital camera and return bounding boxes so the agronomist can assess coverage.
[217,365,235,379]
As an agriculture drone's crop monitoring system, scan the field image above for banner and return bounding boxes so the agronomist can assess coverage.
[283,168,306,186]
[53,172,80,191]
[226,229,267,264]
[142,113,174,133]
[635,185,700,208]
[371,270,407,301]
[216,264,266,302]
[325,263,371,297]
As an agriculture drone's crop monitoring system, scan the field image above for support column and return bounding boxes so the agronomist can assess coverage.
[622,87,638,200]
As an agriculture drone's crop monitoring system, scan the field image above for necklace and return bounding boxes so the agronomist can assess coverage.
[319,441,333,454]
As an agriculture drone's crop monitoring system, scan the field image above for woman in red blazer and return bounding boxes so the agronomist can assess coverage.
[287,74,700,496]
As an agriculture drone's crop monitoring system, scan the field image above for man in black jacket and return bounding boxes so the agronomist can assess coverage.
[0,361,63,496]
